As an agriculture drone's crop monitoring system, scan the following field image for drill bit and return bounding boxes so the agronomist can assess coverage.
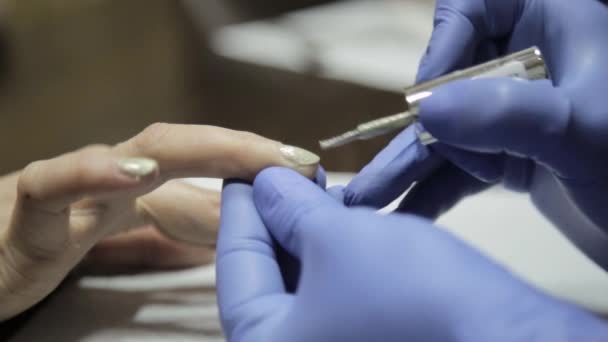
[318,47,548,150]
[319,111,417,150]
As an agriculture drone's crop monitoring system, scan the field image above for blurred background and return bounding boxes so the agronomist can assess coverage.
[0,0,435,174]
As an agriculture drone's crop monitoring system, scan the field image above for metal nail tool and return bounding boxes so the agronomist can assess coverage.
[319,47,549,149]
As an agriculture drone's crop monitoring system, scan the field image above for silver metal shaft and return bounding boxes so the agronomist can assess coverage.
[319,111,417,150]
[319,47,548,150]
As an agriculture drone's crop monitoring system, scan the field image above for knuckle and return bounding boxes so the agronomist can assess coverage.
[540,95,571,139]
[18,144,113,201]
[78,144,111,155]
[76,145,111,168]
[0,250,34,297]
[13,236,66,263]
[66,145,115,191]
[72,165,97,188]
[236,130,264,143]
[3,228,66,277]
[72,154,106,186]
[132,122,172,154]
[226,130,270,177]
[17,161,44,200]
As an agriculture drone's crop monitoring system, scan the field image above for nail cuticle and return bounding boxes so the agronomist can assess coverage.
[279,145,320,167]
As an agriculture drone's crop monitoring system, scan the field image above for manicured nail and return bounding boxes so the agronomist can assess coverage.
[118,158,158,178]
[280,145,320,167]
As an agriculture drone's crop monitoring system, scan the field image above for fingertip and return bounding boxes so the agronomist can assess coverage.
[18,150,164,213]
[253,167,325,213]
[253,167,304,191]
[341,183,364,208]
[220,180,254,216]
[344,126,443,208]
[253,167,305,216]
[216,175,286,329]
[315,166,327,190]
[218,179,276,280]
[219,180,258,241]
[327,185,346,204]
[416,9,477,82]
[278,145,321,180]
[343,127,416,207]
[222,178,251,190]
[76,155,161,199]
[253,167,338,256]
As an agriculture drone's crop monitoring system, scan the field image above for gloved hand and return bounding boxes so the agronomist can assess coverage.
[343,0,608,269]
[217,167,608,342]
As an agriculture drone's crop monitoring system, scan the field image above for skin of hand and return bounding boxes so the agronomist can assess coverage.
[0,123,320,321]
[0,172,219,276]
[217,167,608,342]
[342,0,608,269]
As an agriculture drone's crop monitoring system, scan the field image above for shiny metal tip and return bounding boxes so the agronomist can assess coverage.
[319,130,361,150]
[320,111,417,150]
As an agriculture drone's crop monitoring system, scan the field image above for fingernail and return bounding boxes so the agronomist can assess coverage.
[118,158,158,178]
[280,145,320,167]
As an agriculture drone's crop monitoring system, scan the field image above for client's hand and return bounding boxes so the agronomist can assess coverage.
[0,123,320,321]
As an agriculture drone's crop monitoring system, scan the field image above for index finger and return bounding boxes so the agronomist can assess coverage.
[216,180,287,335]
[113,124,320,181]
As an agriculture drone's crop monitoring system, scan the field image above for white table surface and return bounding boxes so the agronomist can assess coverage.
[10,173,608,341]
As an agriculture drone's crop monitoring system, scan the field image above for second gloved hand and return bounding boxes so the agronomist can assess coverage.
[343,0,608,270]
[217,168,608,342]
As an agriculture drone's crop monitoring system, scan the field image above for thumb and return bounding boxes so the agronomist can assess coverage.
[419,78,573,176]
[253,167,343,259]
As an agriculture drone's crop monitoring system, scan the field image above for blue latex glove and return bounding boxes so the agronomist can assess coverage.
[344,0,608,270]
[217,167,608,342]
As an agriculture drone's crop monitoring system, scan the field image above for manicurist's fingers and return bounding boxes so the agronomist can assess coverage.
[217,180,288,339]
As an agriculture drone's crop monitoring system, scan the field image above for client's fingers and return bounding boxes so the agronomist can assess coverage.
[137,181,221,246]
[16,145,158,214]
[80,226,215,275]
[7,145,159,260]
[0,146,160,321]
[114,123,320,181]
